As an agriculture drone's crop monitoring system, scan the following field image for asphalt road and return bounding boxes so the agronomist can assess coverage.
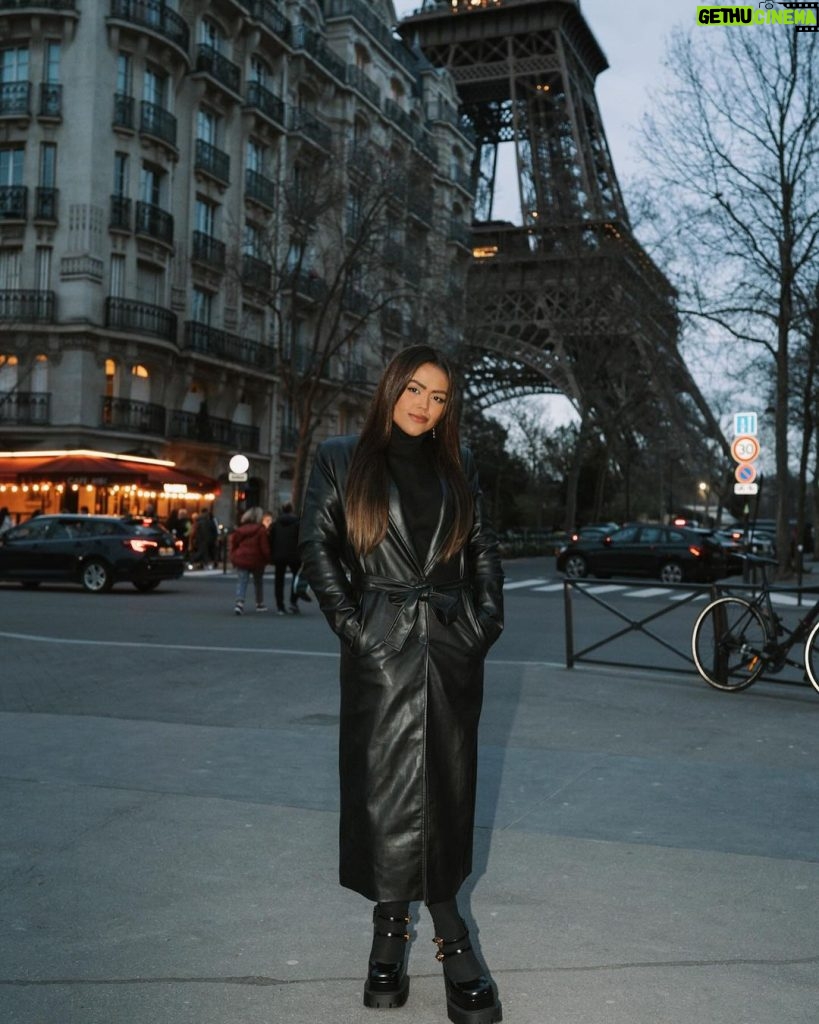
[2,557,818,1024]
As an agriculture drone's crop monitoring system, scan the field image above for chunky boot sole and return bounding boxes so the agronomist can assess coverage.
[445,995,501,1024]
[363,974,410,1009]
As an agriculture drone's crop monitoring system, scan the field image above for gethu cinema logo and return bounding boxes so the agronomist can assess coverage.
[696,4,818,25]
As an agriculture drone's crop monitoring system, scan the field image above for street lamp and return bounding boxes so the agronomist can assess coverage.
[698,481,709,525]
[228,453,249,524]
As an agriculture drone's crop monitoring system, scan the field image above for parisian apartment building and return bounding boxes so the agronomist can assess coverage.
[0,0,475,517]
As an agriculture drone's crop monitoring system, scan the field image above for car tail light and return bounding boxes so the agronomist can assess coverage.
[689,545,703,558]
[125,538,158,553]
[570,532,580,542]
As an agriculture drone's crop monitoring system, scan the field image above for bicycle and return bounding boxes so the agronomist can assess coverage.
[691,554,819,693]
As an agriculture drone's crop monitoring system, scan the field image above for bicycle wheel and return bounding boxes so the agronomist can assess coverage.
[691,597,769,691]
[804,620,819,695]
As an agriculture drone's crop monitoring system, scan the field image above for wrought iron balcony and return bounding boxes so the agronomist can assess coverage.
[0,0,76,8]
[34,187,58,222]
[113,92,134,130]
[284,268,327,302]
[244,168,275,209]
[140,101,177,149]
[427,98,476,144]
[135,200,174,245]
[248,0,292,44]
[0,81,30,117]
[346,65,380,107]
[0,290,55,322]
[110,194,131,231]
[182,321,276,372]
[0,391,51,426]
[341,359,368,387]
[194,138,230,185]
[105,296,177,341]
[192,230,226,271]
[195,44,241,96]
[291,23,347,82]
[0,186,27,220]
[245,80,285,127]
[288,107,332,150]
[108,0,190,54]
[241,254,272,291]
[169,408,260,451]
[384,98,415,140]
[342,286,369,318]
[39,83,62,119]
[100,396,166,435]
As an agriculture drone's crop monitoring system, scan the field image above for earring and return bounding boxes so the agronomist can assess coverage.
[432,427,436,439]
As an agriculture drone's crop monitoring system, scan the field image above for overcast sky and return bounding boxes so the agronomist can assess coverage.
[392,0,689,192]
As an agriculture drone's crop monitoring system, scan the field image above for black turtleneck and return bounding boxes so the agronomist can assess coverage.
[387,423,442,566]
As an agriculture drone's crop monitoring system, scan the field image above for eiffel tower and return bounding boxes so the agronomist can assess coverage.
[399,0,726,466]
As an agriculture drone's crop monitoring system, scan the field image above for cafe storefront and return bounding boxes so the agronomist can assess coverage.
[0,449,220,525]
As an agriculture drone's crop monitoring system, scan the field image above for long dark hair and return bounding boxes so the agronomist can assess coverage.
[345,345,472,561]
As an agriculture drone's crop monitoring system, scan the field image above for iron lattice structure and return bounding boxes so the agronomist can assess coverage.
[399,0,727,462]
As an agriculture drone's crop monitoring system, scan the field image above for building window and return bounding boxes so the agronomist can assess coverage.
[192,287,213,325]
[197,107,218,145]
[113,152,129,196]
[131,364,149,378]
[137,262,164,306]
[105,358,119,398]
[199,18,223,52]
[246,138,267,175]
[44,41,60,84]
[39,143,56,188]
[34,247,51,291]
[250,56,269,86]
[139,163,163,206]
[195,197,217,236]
[0,147,24,186]
[31,353,48,392]
[0,354,19,391]
[143,66,168,108]
[116,52,132,96]
[110,254,125,298]
[243,221,263,258]
[0,46,29,83]
[0,248,21,289]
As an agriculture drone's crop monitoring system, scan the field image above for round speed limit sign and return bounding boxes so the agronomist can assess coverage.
[731,434,760,463]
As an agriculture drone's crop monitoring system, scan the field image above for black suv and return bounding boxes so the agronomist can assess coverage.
[0,514,185,593]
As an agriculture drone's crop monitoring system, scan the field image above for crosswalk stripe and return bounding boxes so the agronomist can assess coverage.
[531,583,564,592]
[583,584,628,594]
[624,587,673,599]
[503,578,548,589]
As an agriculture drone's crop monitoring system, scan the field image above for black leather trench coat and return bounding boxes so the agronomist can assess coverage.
[298,435,504,904]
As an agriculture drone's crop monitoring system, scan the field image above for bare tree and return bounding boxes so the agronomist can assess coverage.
[237,140,440,506]
[640,26,819,571]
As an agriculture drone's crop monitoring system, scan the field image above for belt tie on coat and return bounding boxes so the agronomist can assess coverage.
[360,574,467,652]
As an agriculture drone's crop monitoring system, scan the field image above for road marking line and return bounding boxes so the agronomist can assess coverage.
[583,585,628,594]
[503,578,548,589]
[0,631,340,658]
[669,591,695,601]
[625,587,673,599]
[531,583,564,592]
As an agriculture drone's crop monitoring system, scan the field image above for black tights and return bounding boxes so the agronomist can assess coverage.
[371,897,482,982]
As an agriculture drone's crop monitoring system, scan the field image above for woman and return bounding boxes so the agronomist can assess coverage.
[228,507,271,614]
[299,345,504,1023]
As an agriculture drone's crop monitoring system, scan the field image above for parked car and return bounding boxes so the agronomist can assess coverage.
[0,514,185,593]
[568,521,620,544]
[723,526,776,557]
[556,523,730,583]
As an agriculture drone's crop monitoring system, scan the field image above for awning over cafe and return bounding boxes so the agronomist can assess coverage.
[0,449,220,492]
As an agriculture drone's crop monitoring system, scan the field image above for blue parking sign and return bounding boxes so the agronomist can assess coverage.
[733,411,758,437]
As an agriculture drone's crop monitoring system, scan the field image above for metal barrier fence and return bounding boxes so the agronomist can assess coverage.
[563,577,811,687]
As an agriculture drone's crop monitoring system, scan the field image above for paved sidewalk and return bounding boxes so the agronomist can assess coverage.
[1,601,818,1023]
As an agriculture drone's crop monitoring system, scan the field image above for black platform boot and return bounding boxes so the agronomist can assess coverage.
[363,904,411,1009]
[433,932,502,1024]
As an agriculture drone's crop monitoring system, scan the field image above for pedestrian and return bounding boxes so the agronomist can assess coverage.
[299,345,504,1022]
[269,501,302,615]
[228,507,270,614]
[0,506,11,536]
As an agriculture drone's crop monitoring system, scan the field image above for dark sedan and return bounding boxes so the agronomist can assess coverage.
[0,514,185,592]
[556,523,729,584]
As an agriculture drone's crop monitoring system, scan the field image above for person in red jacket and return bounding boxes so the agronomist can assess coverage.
[228,507,271,615]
